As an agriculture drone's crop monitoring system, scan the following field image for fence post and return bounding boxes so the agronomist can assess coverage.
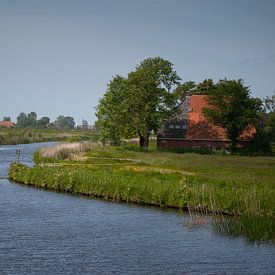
[16,149,21,163]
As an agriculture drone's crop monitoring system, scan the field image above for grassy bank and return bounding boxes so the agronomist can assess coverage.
[8,144,275,217]
[0,128,98,145]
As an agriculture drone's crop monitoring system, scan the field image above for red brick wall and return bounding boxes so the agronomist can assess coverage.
[157,138,250,150]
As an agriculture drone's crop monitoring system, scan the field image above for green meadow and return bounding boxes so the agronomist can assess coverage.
[9,143,275,218]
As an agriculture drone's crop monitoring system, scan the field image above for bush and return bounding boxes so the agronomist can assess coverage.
[246,132,272,156]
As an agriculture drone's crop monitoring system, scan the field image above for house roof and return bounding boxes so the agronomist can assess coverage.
[185,95,255,140]
[0,120,13,128]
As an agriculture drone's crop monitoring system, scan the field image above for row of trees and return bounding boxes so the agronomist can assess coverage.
[96,57,275,152]
[15,112,76,130]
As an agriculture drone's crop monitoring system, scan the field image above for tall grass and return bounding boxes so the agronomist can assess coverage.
[9,163,185,208]
[183,177,274,217]
[0,128,99,145]
[212,215,275,244]
[37,142,98,161]
[9,162,275,217]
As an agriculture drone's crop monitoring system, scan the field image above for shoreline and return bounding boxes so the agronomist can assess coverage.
[8,161,275,218]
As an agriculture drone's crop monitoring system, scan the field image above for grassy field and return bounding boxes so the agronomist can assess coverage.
[0,128,98,145]
[9,143,275,218]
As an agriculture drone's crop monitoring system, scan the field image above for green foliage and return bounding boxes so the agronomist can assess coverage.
[16,112,29,127]
[263,94,275,142]
[15,111,77,130]
[54,115,75,129]
[196,79,216,94]
[173,81,196,100]
[8,143,275,213]
[212,215,275,244]
[36,117,50,128]
[16,112,38,128]
[9,163,185,208]
[266,112,275,142]
[0,128,98,145]
[96,57,181,148]
[96,75,127,145]
[9,157,275,217]
[203,79,262,152]
[33,150,42,165]
[246,131,272,155]
[173,79,216,100]
[3,116,11,121]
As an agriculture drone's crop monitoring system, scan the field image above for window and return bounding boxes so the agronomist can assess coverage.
[169,124,174,129]
[175,125,180,129]
[182,125,187,129]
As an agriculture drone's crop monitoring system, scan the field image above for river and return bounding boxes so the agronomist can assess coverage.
[0,143,274,274]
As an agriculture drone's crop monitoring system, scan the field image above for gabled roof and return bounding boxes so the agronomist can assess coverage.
[185,95,255,140]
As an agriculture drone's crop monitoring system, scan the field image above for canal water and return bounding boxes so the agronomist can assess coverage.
[0,143,274,274]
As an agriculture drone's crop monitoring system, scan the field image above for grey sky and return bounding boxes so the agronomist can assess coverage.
[0,0,274,125]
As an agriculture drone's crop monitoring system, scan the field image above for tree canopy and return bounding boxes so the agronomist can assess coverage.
[16,112,76,129]
[96,75,127,145]
[3,116,11,121]
[203,79,262,152]
[96,57,181,148]
[16,112,37,128]
[55,115,75,130]
[36,117,50,128]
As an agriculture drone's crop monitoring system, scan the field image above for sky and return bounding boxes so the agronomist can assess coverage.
[0,0,275,125]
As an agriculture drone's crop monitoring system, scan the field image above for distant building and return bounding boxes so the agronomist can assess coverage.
[0,120,14,128]
[157,94,256,150]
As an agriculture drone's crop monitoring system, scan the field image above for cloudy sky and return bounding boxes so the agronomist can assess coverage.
[0,0,274,124]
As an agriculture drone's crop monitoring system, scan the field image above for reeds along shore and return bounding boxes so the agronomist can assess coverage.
[8,162,275,218]
[8,143,275,244]
[0,128,98,145]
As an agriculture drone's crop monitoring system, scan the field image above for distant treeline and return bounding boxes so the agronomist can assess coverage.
[2,112,89,130]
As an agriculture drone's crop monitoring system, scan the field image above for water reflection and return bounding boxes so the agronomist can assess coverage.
[183,211,275,245]
[212,215,275,245]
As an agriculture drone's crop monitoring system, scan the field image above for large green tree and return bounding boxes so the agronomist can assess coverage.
[203,79,262,152]
[36,117,50,128]
[96,57,181,148]
[55,115,75,129]
[27,112,37,128]
[16,112,37,128]
[96,75,127,145]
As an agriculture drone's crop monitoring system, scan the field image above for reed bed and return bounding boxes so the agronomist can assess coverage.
[212,214,275,244]
[33,142,101,164]
[0,128,98,145]
[9,162,275,217]
[9,163,185,208]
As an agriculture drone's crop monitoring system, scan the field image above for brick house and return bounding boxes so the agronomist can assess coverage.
[157,94,256,150]
[0,120,14,128]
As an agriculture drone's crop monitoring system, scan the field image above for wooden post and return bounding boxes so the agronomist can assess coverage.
[16,149,21,163]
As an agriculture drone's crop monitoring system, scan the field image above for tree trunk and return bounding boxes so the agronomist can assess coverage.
[139,131,150,150]
[230,138,238,154]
